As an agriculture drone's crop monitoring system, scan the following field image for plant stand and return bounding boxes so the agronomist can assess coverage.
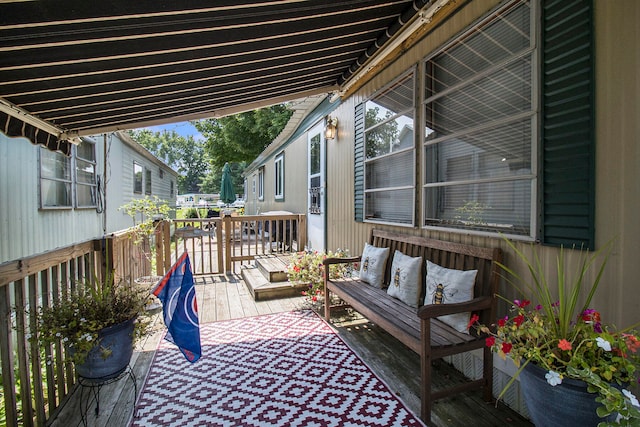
[78,365,136,426]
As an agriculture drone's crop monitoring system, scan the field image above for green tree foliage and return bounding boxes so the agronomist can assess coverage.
[128,129,209,194]
[364,106,398,159]
[194,105,293,169]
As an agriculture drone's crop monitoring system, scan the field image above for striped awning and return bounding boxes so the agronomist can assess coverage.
[0,0,452,154]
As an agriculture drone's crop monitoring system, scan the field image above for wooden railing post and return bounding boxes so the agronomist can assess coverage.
[224,214,232,273]
[163,220,171,274]
[154,220,163,277]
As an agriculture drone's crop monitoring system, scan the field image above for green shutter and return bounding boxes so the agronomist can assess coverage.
[354,102,365,222]
[541,0,595,248]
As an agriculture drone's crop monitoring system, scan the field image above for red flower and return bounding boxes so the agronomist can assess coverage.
[467,314,480,330]
[312,296,318,302]
[581,309,601,323]
[558,339,572,351]
[293,266,300,272]
[623,333,640,353]
[513,315,525,327]
[501,342,513,354]
[514,299,531,308]
[486,336,496,347]
[498,316,508,328]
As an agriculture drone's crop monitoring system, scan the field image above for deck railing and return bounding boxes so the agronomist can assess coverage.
[0,213,305,425]
[0,230,150,427]
[173,213,306,274]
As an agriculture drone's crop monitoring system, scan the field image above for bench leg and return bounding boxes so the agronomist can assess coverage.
[421,352,432,423]
[483,345,493,402]
[324,288,331,321]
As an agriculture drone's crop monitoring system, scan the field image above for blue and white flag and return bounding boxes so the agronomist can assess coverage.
[152,252,201,363]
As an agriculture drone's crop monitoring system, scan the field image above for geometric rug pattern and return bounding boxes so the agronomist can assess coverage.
[131,310,424,426]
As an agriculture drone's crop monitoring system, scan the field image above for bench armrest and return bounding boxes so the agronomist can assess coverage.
[322,256,361,266]
[417,296,493,319]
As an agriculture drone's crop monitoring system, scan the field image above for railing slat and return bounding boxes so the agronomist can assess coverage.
[1,282,18,427]
[28,274,46,426]
[14,278,34,427]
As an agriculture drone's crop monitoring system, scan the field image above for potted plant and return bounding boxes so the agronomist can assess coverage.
[469,239,640,426]
[287,249,350,305]
[36,262,151,380]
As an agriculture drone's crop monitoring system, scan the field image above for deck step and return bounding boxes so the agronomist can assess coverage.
[241,264,306,301]
[255,254,291,282]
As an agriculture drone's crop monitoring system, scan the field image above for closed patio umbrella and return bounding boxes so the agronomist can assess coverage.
[219,163,235,206]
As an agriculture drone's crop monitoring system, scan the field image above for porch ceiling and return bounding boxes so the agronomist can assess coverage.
[0,0,447,154]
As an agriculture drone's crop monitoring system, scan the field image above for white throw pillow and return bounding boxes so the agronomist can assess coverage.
[386,250,422,308]
[359,243,390,288]
[424,260,477,333]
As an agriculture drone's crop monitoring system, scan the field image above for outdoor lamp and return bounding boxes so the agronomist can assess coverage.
[325,117,338,140]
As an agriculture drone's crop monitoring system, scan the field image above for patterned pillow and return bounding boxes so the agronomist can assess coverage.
[424,260,478,333]
[386,250,423,308]
[358,243,390,288]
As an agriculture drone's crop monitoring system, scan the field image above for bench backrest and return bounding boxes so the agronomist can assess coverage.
[370,229,503,324]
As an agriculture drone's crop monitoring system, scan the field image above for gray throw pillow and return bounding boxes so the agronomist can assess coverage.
[386,250,423,308]
[359,243,390,288]
[424,260,477,333]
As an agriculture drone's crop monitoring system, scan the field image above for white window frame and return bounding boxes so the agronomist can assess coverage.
[75,139,97,208]
[421,0,537,240]
[144,167,152,195]
[363,71,416,226]
[39,140,97,210]
[133,161,143,194]
[258,167,264,201]
[274,152,284,200]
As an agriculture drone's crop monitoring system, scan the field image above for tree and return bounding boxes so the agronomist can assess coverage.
[194,105,292,169]
[128,129,209,194]
[364,106,399,159]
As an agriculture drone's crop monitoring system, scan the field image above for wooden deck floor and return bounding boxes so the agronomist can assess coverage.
[48,273,532,427]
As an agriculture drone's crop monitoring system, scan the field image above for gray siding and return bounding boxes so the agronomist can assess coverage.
[0,131,177,264]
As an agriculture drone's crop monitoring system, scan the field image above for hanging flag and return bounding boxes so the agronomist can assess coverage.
[152,252,201,363]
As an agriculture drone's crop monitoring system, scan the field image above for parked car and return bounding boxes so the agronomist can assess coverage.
[231,199,245,208]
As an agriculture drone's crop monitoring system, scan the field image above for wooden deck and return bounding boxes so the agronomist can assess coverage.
[47,273,532,427]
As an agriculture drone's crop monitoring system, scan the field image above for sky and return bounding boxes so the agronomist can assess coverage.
[144,121,204,140]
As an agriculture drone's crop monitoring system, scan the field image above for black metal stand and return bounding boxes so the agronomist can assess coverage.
[78,365,136,426]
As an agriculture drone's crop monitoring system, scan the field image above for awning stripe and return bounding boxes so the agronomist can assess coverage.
[0,111,71,155]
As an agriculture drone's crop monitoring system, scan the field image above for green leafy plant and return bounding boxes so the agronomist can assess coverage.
[35,267,151,366]
[469,238,640,425]
[287,249,351,304]
[119,196,172,244]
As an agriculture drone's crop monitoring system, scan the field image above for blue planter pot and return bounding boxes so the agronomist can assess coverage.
[73,317,135,380]
[519,362,617,427]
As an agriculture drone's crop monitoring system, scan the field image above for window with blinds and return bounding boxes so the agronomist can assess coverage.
[363,72,415,225]
[422,0,535,237]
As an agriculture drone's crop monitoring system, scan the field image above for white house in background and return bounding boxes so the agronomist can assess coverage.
[176,193,218,208]
[0,130,178,264]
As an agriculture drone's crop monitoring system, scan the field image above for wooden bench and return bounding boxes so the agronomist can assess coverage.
[323,229,503,423]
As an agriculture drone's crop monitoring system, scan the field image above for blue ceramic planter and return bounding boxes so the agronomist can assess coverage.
[519,362,617,427]
[73,317,135,380]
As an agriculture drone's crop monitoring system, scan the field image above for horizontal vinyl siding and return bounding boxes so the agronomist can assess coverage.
[0,133,103,263]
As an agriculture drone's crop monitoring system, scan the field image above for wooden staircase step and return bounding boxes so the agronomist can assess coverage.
[255,254,291,283]
[241,265,305,301]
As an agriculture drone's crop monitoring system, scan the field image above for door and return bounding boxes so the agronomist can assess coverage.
[307,123,325,250]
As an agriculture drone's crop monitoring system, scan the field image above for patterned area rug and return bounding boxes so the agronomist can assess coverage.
[131,310,424,427]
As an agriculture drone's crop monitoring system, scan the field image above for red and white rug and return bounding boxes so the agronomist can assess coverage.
[131,310,424,427]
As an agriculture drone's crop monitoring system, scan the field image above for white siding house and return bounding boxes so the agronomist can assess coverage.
[0,130,177,264]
